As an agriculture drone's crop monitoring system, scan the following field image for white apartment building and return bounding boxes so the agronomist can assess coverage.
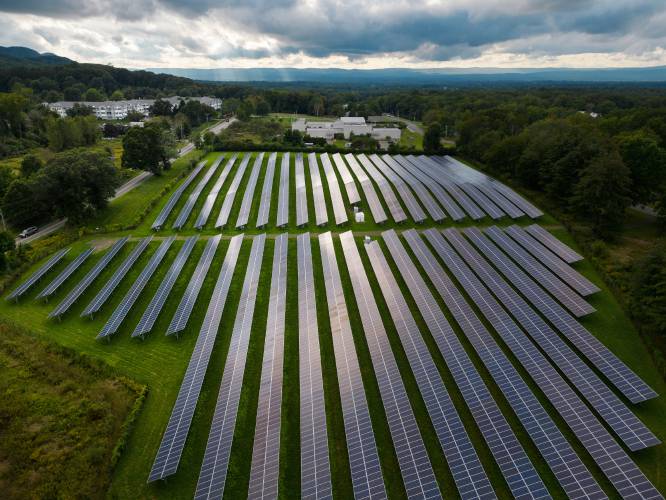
[292,116,401,142]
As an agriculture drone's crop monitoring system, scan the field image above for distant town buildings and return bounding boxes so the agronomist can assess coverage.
[44,96,222,120]
[291,116,402,143]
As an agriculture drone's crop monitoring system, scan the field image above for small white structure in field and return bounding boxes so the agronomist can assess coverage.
[364,235,371,244]
[356,211,365,223]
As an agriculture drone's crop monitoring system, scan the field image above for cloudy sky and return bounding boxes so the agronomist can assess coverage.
[1,0,665,69]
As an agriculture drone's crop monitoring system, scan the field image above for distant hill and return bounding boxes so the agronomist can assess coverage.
[147,66,666,84]
[0,46,73,66]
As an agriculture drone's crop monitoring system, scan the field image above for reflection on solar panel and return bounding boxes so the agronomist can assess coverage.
[439,229,662,498]
[256,152,277,228]
[297,233,332,500]
[7,247,70,301]
[195,234,266,499]
[463,227,658,404]
[484,227,594,317]
[81,237,151,318]
[505,225,600,295]
[50,237,128,318]
[366,236,494,500]
[381,155,444,221]
[36,248,93,300]
[215,154,251,228]
[248,233,287,499]
[369,154,425,222]
[236,153,265,228]
[295,153,309,226]
[473,183,524,218]
[152,160,206,229]
[340,231,440,499]
[132,236,197,338]
[392,230,547,499]
[320,153,348,225]
[332,152,360,205]
[524,224,582,263]
[308,153,328,226]
[357,154,406,223]
[97,237,174,339]
[167,235,222,336]
[276,153,290,227]
[173,155,224,229]
[148,235,243,482]
[318,232,386,500]
[459,183,504,219]
[488,180,543,219]
[195,154,238,229]
[445,228,659,452]
[344,154,387,224]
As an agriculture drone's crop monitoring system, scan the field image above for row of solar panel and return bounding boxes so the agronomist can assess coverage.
[150,152,542,231]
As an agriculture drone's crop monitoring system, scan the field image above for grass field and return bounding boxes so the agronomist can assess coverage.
[1,151,664,499]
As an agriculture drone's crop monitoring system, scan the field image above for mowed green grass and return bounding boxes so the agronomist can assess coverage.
[1,150,665,499]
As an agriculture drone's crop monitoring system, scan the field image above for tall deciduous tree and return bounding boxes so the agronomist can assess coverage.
[617,131,666,205]
[423,123,442,152]
[122,124,174,174]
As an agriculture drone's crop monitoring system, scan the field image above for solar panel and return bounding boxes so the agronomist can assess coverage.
[308,153,328,226]
[365,236,494,500]
[152,160,206,230]
[295,153,309,227]
[195,234,266,499]
[297,233,332,500]
[36,247,93,300]
[524,224,582,263]
[248,233,288,499]
[195,154,238,229]
[215,154,251,228]
[132,236,198,338]
[276,153,290,227]
[81,237,151,318]
[473,183,524,219]
[318,232,386,500]
[167,235,222,336]
[458,183,504,219]
[97,236,174,339]
[380,155,444,221]
[357,154,406,223]
[332,152,361,205]
[236,153,265,228]
[505,225,599,295]
[388,230,547,500]
[6,247,70,301]
[484,226,594,318]
[50,237,128,318]
[368,154,426,222]
[339,231,440,499]
[438,228,662,498]
[173,155,224,229]
[256,152,277,228]
[320,153,348,225]
[444,228,659,452]
[462,227,658,404]
[148,235,243,482]
[343,154,387,224]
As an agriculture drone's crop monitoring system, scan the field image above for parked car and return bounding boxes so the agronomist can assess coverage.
[19,226,38,238]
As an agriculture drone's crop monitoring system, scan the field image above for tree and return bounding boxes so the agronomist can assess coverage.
[2,179,43,227]
[122,124,174,174]
[236,100,255,121]
[125,110,145,122]
[150,98,172,117]
[255,98,271,116]
[110,90,125,101]
[283,129,303,146]
[423,123,442,152]
[83,88,106,102]
[617,131,666,205]
[20,155,43,178]
[0,166,14,199]
[0,231,14,270]
[66,103,94,117]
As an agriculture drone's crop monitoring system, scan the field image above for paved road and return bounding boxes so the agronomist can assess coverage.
[111,171,153,200]
[383,114,423,134]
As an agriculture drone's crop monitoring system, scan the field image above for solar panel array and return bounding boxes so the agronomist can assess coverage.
[149,235,243,482]
[357,154,407,223]
[97,236,174,339]
[370,154,427,222]
[318,232,386,500]
[152,159,206,229]
[7,247,70,301]
[195,154,238,229]
[276,153,290,227]
[308,153,329,226]
[236,153,265,228]
[332,152,361,204]
[173,155,224,229]
[340,231,440,499]
[248,233,287,499]
[36,247,93,300]
[297,233,332,500]
[344,153,387,223]
[256,152,277,228]
[82,237,152,318]
[195,234,265,500]
[216,154,251,228]
[50,237,128,318]
[295,153,309,226]
[132,236,197,338]
[320,153,348,225]
[524,224,583,263]
[167,235,222,336]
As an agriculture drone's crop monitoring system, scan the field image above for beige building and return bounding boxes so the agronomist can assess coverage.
[292,116,401,142]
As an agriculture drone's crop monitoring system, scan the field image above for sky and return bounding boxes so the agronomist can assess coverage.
[1,0,665,69]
